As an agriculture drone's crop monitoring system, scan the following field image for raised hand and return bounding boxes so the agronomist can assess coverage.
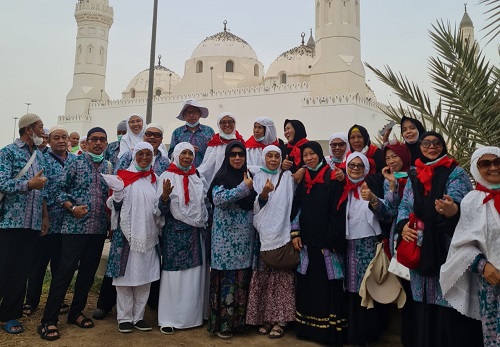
[435,194,458,218]
[382,166,396,183]
[243,171,253,189]
[360,182,375,203]
[162,179,174,201]
[334,166,344,181]
[262,178,274,195]
[281,155,293,171]
[28,169,48,190]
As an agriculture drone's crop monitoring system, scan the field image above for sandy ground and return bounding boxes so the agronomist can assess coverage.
[0,292,404,347]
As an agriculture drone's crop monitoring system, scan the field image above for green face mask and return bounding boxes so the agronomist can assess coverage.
[117,135,123,142]
[88,152,104,163]
[134,164,151,172]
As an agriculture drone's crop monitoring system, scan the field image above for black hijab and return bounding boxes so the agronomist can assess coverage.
[400,116,426,165]
[348,124,371,148]
[417,131,448,163]
[208,141,257,211]
[301,141,327,175]
[284,119,307,145]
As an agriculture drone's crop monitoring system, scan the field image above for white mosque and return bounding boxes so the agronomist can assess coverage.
[58,0,477,144]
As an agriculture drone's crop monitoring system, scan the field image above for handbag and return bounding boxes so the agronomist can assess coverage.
[396,213,423,270]
[388,252,410,280]
[260,241,300,270]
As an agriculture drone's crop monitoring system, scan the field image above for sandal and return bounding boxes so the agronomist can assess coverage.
[269,324,285,339]
[22,304,34,317]
[2,319,24,334]
[59,303,70,315]
[69,315,94,329]
[160,326,174,335]
[257,322,273,335]
[37,323,60,341]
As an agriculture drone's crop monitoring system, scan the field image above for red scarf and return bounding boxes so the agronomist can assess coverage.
[397,177,408,199]
[415,155,457,195]
[244,136,279,149]
[117,169,156,187]
[476,183,500,214]
[304,165,329,194]
[207,131,244,147]
[286,138,309,166]
[337,178,364,210]
[166,163,197,205]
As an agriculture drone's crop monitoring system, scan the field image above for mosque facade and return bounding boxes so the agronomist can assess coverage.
[58,0,476,145]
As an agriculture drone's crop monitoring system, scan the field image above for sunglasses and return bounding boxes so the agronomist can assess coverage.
[348,163,365,170]
[144,131,162,139]
[420,139,443,148]
[477,157,500,169]
[228,151,246,158]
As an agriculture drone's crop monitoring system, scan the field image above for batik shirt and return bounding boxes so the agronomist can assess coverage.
[56,154,112,235]
[104,141,120,167]
[168,124,215,167]
[114,150,170,175]
[0,139,46,230]
[44,149,76,234]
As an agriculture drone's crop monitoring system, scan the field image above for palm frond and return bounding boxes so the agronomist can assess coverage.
[478,0,500,44]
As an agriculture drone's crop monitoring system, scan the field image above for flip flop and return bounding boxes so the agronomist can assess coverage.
[59,303,70,315]
[3,319,24,334]
[269,325,285,339]
[22,304,34,317]
[257,322,273,335]
[69,315,94,329]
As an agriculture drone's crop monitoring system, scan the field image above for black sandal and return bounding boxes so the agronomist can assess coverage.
[59,303,70,315]
[22,304,34,317]
[38,323,60,341]
[69,315,94,329]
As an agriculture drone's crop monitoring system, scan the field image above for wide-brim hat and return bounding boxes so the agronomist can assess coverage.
[176,99,209,120]
[366,271,402,304]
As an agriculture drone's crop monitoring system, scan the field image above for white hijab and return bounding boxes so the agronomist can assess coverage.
[253,145,296,251]
[217,112,237,140]
[345,152,381,240]
[440,146,500,320]
[116,142,160,253]
[118,113,145,158]
[156,142,208,228]
[327,132,350,168]
[246,116,278,167]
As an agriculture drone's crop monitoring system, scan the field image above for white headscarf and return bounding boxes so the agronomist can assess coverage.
[217,112,237,140]
[114,141,160,253]
[254,116,277,145]
[157,142,208,228]
[253,145,296,251]
[327,132,350,168]
[346,152,370,179]
[440,146,500,320]
[118,113,145,158]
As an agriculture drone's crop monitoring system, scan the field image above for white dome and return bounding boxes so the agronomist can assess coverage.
[265,43,315,81]
[191,28,259,61]
[123,65,181,98]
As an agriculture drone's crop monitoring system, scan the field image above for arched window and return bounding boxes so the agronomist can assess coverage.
[196,60,203,73]
[99,47,105,66]
[280,73,287,84]
[155,89,162,96]
[76,45,82,64]
[86,44,94,64]
[226,60,234,73]
[130,89,135,99]
[254,64,259,77]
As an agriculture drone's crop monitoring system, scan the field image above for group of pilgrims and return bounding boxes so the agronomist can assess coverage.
[3,98,499,347]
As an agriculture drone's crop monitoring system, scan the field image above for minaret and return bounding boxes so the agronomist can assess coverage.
[459,4,479,56]
[309,0,366,97]
[65,0,113,116]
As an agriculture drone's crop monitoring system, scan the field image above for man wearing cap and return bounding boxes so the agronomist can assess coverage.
[104,120,127,167]
[24,125,76,318]
[0,113,48,334]
[38,127,50,154]
[168,99,214,167]
[39,127,111,340]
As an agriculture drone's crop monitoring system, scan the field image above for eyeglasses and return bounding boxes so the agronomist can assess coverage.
[219,120,235,126]
[420,139,443,148]
[330,142,346,148]
[144,131,162,139]
[348,163,365,170]
[228,151,245,158]
[136,152,152,158]
[88,137,107,143]
[477,157,500,169]
[183,109,200,116]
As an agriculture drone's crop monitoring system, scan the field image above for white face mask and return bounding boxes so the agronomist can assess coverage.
[30,129,43,146]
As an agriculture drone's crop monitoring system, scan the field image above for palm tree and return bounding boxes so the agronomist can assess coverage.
[366,18,499,171]
[479,0,500,43]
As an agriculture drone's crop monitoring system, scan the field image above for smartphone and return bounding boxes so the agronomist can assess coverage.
[379,120,396,137]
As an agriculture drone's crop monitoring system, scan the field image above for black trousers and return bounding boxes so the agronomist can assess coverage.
[25,233,62,310]
[41,234,105,325]
[0,228,38,322]
[96,276,116,312]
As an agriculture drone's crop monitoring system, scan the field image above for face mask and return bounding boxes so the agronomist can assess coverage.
[307,161,324,172]
[490,184,500,190]
[394,172,408,179]
[260,166,278,175]
[255,136,265,142]
[186,121,200,128]
[117,135,123,142]
[88,152,104,163]
[30,129,43,146]
[349,176,364,184]
[135,164,151,172]
[175,163,191,172]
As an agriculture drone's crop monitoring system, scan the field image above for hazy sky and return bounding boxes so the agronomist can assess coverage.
[0,1,497,146]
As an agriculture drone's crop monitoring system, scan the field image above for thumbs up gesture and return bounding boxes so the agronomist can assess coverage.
[334,166,345,181]
[281,155,293,171]
[360,182,374,202]
[243,170,253,189]
[28,169,47,190]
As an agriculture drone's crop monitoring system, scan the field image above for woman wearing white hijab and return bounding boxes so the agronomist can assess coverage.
[441,146,500,347]
[118,113,145,158]
[105,142,161,333]
[245,116,278,167]
[197,112,244,185]
[246,145,296,338]
[155,142,209,334]
[326,132,350,169]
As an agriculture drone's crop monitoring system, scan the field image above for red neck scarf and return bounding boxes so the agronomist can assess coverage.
[166,163,197,205]
[286,138,309,166]
[397,177,408,199]
[117,168,156,187]
[337,177,364,210]
[244,136,279,149]
[415,155,457,195]
[304,165,329,194]
[207,131,244,147]
[476,183,500,214]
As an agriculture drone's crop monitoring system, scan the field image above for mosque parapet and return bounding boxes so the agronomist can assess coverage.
[75,0,113,26]
[58,114,93,123]
[303,93,387,110]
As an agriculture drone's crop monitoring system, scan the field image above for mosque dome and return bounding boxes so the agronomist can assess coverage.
[123,57,181,99]
[265,32,315,86]
[190,21,259,61]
